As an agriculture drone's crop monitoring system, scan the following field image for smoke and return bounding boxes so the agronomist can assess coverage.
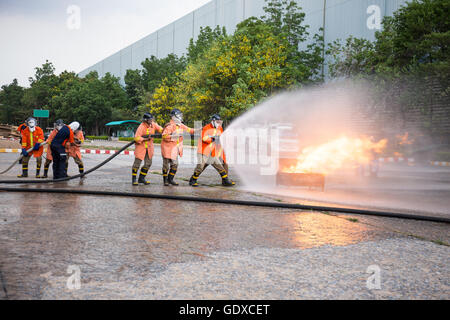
[222,80,450,216]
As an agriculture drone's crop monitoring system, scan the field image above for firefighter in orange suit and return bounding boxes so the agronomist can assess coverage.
[66,121,85,176]
[161,109,194,186]
[18,117,44,178]
[189,114,234,187]
[132,113,163,185]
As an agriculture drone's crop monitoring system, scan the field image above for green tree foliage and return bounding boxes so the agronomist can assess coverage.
[141,54,186,92]
[52,71,129,135]
[124,69,144,111]
[0,79,25,124]
[187,26,227,63]
[327,0,449,135]
[328,0,449,78]
[262,0,324,83]
[21,60,59,114]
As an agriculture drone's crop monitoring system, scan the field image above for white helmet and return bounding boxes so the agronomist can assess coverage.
[69,121,80,131]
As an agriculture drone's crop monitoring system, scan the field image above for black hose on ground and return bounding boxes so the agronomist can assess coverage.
[0,140,135,184]
[0,187,448,224]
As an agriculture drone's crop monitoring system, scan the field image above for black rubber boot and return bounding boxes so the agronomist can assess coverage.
[17,164,28,178]
[42,165,49,178]
[163,170,169,186]
[220,170,235,186]
[132,168,138,186]
[138,168,150,185]
[78,164,84,174]
[36,166,41,178]
[168,169,178,186]
[189,174,199,187]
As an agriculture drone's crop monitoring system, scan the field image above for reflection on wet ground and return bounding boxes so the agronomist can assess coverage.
[0,153,448,299]
[0,190,394,299]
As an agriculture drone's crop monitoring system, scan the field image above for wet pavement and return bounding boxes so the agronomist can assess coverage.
[0,151,449,299]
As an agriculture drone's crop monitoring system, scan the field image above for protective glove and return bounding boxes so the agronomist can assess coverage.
[33,143,41,151]
[21,148,29,157]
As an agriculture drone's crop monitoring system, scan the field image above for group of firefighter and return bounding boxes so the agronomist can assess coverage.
[16,118,84,180]
[15,108,235,187]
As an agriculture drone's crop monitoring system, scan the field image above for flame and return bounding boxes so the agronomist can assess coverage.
[282,136,387,175]
[396,132,414,145]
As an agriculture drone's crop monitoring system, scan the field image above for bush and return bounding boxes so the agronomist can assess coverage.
[86,136,109,140]
[118,137,135,142]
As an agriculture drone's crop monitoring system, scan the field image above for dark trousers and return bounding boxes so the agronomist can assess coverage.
[51,145,68,179]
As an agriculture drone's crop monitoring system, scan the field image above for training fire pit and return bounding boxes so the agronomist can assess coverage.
[276,158,325,190]
[276,171,325,191]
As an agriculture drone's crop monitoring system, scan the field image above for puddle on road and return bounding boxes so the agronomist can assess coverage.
[0,192,388,299]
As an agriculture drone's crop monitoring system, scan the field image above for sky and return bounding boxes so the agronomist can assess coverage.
[0,0,211,87]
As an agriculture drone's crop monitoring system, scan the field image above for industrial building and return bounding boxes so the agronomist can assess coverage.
[78,0,408,83]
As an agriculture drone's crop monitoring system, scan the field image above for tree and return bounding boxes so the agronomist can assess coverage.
[124,69,144,110]
[22,60,59,111]
[262,0,324,83]
[0,79,25,124]
[141,54,186,92]
[327,0,450,136]
[187,26,227,63]
[52,71,129,135]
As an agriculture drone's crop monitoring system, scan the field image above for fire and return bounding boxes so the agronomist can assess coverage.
[282,136,387,175]
[396,132,414,145]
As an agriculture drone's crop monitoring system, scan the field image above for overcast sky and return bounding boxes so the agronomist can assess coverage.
[0,0,211,87]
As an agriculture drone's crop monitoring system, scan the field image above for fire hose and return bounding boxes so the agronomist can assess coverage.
[0,140,136,183]
[0,140,449,224]
[0,142,48,175]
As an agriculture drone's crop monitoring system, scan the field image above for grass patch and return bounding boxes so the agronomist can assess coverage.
[346,218,359,223]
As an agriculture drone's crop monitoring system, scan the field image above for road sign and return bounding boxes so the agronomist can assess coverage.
[33,109,49,118]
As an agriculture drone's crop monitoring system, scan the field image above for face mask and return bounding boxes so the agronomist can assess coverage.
[28,120,36,128]
[173,115,182,124]
[56,125,63,131]
[212,120,223,128]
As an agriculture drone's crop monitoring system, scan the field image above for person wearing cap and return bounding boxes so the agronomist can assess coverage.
[66,121,85,176]
[160,109,195,186]
[17,117,44,178]
[189,114,235,187]
[50,119,74,179]
[132,113,163,185]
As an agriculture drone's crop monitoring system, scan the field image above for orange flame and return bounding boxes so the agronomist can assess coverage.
[282,136,387,175]
[396,132,414,145]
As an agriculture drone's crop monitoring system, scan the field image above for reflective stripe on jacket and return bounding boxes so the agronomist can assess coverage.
[197,123,226,161]
[134,122,163,160]
[21,126,44,157]
[161,120,194,160]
